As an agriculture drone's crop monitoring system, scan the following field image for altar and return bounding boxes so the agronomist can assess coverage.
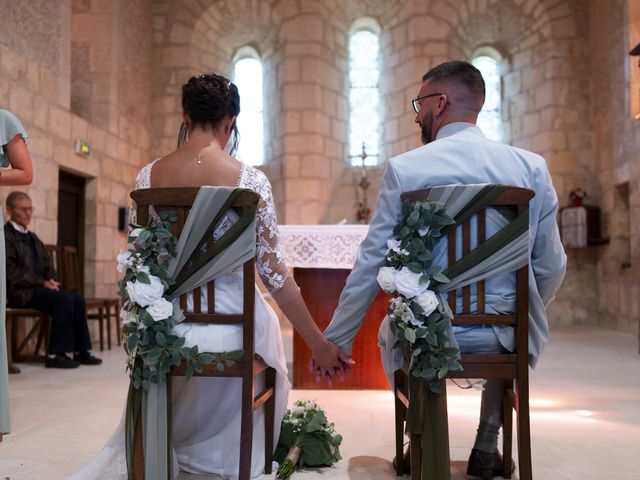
[279,225,390,390]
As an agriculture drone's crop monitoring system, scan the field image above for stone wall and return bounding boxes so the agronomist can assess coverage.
[589,0,640,340]
[0,0,153,301]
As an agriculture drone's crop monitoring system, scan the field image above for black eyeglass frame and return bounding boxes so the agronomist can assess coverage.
[411,93,443,114]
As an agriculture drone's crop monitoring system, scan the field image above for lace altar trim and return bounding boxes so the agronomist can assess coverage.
[278,225,369,269]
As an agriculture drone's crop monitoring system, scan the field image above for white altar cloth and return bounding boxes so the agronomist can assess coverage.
[278,225,369,269]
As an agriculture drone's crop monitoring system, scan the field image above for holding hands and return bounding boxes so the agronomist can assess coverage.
[274,288,354,387]
[309,338,355,387]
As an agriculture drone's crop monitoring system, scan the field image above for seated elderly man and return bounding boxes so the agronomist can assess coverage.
[4,191,101,368]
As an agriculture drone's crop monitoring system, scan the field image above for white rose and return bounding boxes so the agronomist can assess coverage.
[116,251,132,272]
[126,275,165,307]
[414,290,439,317]
[377,266,398,293]
[146,297,174,321]
[395,267,429,299]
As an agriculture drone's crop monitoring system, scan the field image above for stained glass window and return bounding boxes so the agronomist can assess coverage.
[472,55,501,142]
[349,29,380,166]
[232,54,264,166]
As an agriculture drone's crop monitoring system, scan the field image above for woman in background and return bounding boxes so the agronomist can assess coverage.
[0,109,34,442]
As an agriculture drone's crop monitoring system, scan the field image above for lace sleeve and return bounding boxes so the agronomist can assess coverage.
[249,170,300,305]
[128,161,155,228]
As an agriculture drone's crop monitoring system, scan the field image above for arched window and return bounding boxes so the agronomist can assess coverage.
[472,50,502,142]
[349,19,381,167]
[232,47,264,166]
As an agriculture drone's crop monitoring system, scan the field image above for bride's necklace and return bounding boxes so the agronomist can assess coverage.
[195,144,218,165]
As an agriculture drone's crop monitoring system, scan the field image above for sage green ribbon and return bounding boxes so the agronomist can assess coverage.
[0,208,10,434]
[125,187,257,480]
[403,184,531,480]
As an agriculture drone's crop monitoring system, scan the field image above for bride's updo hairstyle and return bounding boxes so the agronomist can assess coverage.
[178,73,240,153]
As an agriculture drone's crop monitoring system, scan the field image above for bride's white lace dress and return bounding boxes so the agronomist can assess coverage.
[68,159,294,480]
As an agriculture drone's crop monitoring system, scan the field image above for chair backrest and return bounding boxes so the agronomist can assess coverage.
[401,186,534,376]
[44,244,60,277]
[130,187,260,360]
[60,246,83,294]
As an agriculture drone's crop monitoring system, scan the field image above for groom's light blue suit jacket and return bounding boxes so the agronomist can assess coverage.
[323,122,566,369]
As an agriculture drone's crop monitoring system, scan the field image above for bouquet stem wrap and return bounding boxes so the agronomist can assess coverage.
[406,376,450,480]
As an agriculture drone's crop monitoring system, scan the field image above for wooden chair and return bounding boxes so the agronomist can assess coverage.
[130,187,277,480]
[393,186,534,480]
[44,244,60,273]
[59,246,120,351]
[6,307,51,365]
[4,244,58,371]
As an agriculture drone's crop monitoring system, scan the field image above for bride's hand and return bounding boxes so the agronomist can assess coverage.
[310,339,353,386]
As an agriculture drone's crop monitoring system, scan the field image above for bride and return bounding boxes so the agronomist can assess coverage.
[69,73,348,479]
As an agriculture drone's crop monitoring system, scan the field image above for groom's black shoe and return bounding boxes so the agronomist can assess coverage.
[467,448,515,479]
[392,447,411,475]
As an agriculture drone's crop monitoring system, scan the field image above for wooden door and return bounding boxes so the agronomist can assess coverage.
[57,170,85,291]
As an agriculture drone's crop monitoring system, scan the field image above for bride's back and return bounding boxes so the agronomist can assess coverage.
[150,142,243,189]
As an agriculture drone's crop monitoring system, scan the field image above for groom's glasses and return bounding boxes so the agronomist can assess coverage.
[411,93,443,114]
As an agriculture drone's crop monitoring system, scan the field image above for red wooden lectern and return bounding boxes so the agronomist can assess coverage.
[292,268,390,389]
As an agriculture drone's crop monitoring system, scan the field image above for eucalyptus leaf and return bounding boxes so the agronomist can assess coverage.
[155,331,166,347]
[136,272,151,285]
[431,271,450,283]
[404,328,416,343]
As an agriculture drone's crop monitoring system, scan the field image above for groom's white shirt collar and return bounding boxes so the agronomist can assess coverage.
[10,221,29,234]
[435,122,485,141]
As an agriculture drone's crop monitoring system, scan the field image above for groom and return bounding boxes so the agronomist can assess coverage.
[321,61,566,477]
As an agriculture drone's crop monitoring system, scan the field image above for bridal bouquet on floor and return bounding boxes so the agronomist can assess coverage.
[274,400,343,479]
[377,198,462,393]
[117,213,235,389]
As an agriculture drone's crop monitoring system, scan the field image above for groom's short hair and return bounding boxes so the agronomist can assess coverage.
[422,61,485,101]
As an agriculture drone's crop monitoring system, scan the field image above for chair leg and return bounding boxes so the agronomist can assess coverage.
[239,373,254,480]
[394,384,406,475]
[105,306,112,350]
[409,433,421,480]
[5,315,20,374]
[264,367,276,475]
[502,380,515,479]
[115,303,122,346]
[98,309,104,352]
[516,377,532,480]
